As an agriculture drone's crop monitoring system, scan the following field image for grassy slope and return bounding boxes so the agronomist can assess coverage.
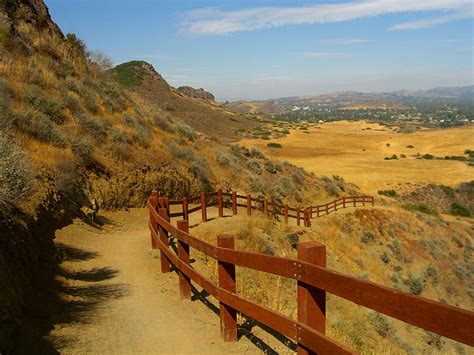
[192,206,473,354]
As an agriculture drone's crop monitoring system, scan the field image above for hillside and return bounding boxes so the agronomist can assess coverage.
[0,0,350,351]
[111,61,259,141]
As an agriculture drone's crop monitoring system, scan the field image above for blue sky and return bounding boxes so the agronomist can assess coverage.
[45,0,473,101]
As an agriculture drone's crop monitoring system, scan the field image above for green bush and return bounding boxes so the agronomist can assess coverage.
[75,114,107,140]
[0,133,30,201]
[384,154,398,160]
[153,115,174,132]
[267,142,282,148]
[9,110,65,147]
[361,231,374,244]
[378,189,397,197]
[113,60,147,87]
[176,123,197,141]
[250,148,265,159]
[25,86,66,124]
[110,127,130,143]
[215,151,230,166]
[402,204,437,215]
[408,277,424,295]
[380,252,390,264]
[70,137,94,164]
[451,202,470,217]
[369,312,393,337]
[246,159,262,175]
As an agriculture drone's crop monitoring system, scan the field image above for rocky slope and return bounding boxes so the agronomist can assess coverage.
[177,86,215,101]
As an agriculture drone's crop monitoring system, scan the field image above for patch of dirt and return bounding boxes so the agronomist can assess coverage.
[13,208,290,354]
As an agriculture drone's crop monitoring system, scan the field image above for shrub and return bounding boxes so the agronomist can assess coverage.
[122,114,137,128]
[451,202,470,217]
[422,154,434,160]
[65,93,83,114]
[153,115,174,132]
[264,160,278,174]
[292,169,305,186]
[9,110,65,147]
[384,154,398,160]
[267,142,282,148]
[82,91,100,114]
[215,150,230,166]
[380,252,390,264]
[0,133,30,201]
[369,312,393,337]
[176,123,197,141]
[75,114,107,140]
[110,127,129,143]
[408,277,424,295]
[361,231,374,244]
[25,86,66,124]
[378,189,396,197]
[70,137,94,164]
[426,265,438,284]
[406,145,414,148]
[402,204,437,215]
[386,143,390,147]
[250,148,265,159]
[246,159,262,175]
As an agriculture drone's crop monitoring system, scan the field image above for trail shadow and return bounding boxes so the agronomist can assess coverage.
[13,242,127,355]
[78,213,117,230]
[57,267,119,282]
[55,243,99,262]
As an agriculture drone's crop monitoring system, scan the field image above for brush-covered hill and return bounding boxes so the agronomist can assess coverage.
[111,60,258,141]
[0,0,355,350]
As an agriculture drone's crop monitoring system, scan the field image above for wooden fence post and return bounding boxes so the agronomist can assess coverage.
[218,189,224,218]
[353,197,356,207]
[264,198,269,216]
[177,220,191,300]
[150,191,159,249]
[297,241,326,355]
[182,197,189,221]
[158,208,171,273]
[284,204,289,224]
[296,208,301,226]
[305,208,312,228]
[218,234,237,342]
[326,203,329,215]
[247,194,252,216]
[372,196,375,207]
[232,192,237,215]
[200,192,207,222]
[363,197,366,207]
[343,197,346,209]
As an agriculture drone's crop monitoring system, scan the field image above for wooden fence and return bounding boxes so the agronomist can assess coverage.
[164,189,375,227]
[147,191,474,354]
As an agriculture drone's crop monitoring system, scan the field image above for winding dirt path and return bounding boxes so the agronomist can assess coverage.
[16,208,282,354]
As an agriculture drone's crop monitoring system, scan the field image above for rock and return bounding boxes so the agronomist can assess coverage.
[177,86,215,101]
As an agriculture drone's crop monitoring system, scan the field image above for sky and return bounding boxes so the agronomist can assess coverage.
[45,0,473,101]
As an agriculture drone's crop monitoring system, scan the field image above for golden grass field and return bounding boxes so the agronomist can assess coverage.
[243,121,474,194]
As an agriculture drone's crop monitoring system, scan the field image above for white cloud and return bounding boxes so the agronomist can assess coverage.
[181,0,472,35]
[318,38,371,45]
[295,52,345,57]
[388,12,472,30]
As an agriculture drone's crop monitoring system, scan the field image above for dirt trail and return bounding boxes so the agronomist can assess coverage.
[15,208,290,354]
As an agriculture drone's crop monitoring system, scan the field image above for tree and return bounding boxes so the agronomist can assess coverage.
[88,49,114,70]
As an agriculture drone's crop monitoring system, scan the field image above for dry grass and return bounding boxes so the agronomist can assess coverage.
[241,121,474,194]
[187,207,472,354]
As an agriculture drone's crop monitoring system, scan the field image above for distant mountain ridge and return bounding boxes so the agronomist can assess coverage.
[223,85,474,115]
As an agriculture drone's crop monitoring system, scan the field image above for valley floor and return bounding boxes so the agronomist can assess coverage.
[14,208,289,354]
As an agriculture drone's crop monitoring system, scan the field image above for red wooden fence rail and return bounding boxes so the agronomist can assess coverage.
[147,193,474,354]
[162,189,375,227]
